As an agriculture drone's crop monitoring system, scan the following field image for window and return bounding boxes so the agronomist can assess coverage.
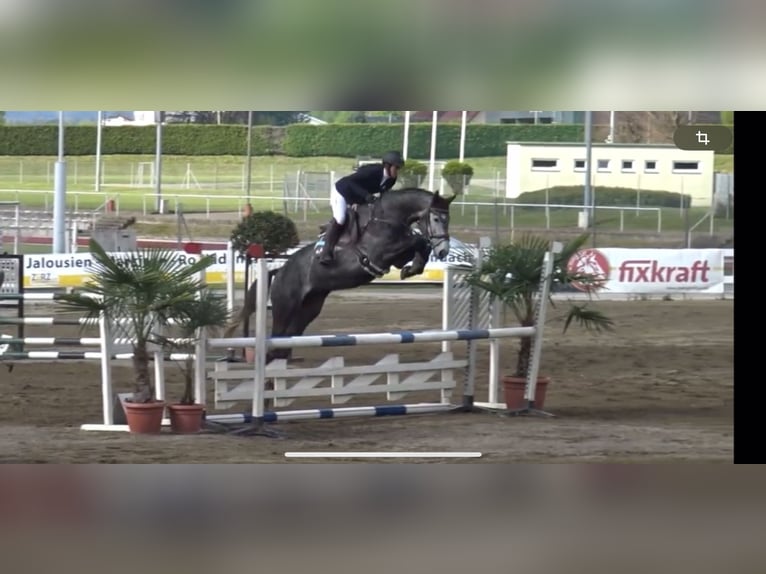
[672,161,700,173]
[621,160,635,172]
[597,159,610,172]
[644,160,658,173]
[531,158,559,171]
[574,159,586,171]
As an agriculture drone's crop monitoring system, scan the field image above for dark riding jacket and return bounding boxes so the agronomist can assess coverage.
[335,163,397,205]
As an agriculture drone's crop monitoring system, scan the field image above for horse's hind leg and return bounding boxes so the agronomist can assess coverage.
[284,291,330,339]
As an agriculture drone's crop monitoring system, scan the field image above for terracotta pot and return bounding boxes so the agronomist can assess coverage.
[123,400,166,434]
[242,203,253,218]
[502,376,550,410]
[168,404,205,434]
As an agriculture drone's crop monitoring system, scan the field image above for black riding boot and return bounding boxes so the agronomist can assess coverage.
[319,219,343,265]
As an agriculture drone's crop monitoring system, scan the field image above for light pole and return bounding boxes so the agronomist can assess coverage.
[154,112,163,213]
[402,111,411,160]
[459,110,467,162]
[246,110,253,202]
[53,111,67,254]
[581,111,593,230]
[95,111,103,193]
[428,111,437,191]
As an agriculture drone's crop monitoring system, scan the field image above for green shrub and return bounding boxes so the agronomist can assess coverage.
[229,211,300,256]
[398,158,428,188]
[441,160,474,195]
[516,186,692,208]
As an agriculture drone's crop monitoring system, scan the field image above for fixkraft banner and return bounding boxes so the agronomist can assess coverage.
[20,239,482,289]
[566,248,726,294]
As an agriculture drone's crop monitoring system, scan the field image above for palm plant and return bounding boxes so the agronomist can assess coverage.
[158,289,230,405]
[58,238,218,404]
[465,233,614,377]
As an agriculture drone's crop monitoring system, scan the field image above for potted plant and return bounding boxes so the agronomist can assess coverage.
[58,238,218,434]
[159,289,231,433]
[398,158,428,188]
[441,160,474,195]
[465,233,614,410]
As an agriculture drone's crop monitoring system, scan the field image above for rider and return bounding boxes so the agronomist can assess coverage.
[318,150,405,265]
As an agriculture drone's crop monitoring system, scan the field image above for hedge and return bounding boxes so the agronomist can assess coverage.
[0,123,583,157]
[282,123,584,158]
[0,125,272,156]
[517,186,692,208]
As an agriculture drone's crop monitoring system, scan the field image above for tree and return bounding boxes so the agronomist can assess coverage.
[615,111,696,144]
[0,111,5,125]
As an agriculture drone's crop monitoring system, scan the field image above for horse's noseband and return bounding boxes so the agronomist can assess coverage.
[425,208,450,242]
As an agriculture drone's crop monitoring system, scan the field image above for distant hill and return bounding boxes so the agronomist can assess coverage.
[4,111,133,124]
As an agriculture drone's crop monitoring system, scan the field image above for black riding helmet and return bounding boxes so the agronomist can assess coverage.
[382,150,404,167]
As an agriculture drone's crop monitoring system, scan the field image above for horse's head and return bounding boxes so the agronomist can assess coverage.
[420,190,455,260]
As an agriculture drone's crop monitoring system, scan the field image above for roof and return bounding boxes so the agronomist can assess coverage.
[506,141,684,149]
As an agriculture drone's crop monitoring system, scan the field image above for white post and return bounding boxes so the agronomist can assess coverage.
[98,313,114,426]
[95,111,103,192]
[608,111,615,143]
[226,241,236,314]
[428,111,438,191]
[459,111,467,162]
[524,244,558,403]
[402,111,411,160]
[252,256,270,419]
[154,351,165,402]
[194,328,207,407]
[70,220,78,253]
[193,266,207,406]
[441,267,453,353]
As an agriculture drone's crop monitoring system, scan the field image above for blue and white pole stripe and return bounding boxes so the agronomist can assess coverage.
[0,337,194,347]
[209,326,537,351]
[0,351,196,360]
[0,316,184,326]
[205,402,453,424]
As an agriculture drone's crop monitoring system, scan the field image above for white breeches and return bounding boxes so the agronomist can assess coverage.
[330,188,347,225]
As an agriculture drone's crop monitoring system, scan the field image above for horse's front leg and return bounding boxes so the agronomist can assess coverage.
[400,241,432,280]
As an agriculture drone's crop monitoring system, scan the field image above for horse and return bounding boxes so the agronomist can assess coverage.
[228,187,456,362]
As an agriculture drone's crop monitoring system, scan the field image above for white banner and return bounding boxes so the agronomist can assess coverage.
[566,248,726,294]
[19,239,483,289]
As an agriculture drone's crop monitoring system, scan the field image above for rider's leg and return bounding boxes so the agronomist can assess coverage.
[319,190,347,264]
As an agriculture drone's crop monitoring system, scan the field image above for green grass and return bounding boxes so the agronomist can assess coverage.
[0,154,734,245]
[0,153,734,212]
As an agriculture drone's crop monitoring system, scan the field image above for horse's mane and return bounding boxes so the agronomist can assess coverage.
[382,187,452,210]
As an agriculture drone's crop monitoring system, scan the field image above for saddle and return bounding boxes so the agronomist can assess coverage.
[318,204,367,246]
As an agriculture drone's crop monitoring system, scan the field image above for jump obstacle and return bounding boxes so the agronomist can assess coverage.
[1,240,557,432]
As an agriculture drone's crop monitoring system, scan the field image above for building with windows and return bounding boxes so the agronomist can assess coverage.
[505,142,716,207]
